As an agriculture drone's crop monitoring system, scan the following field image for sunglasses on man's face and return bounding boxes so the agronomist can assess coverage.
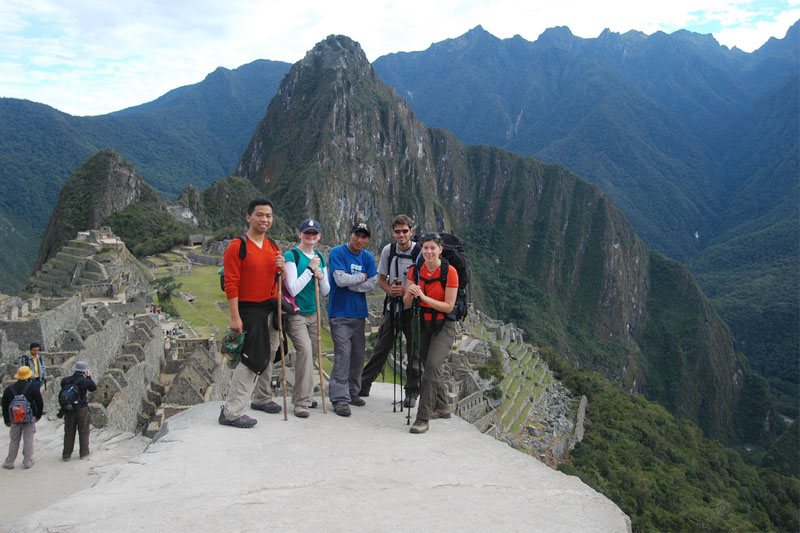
[393,229,410,234]
[303,231,319,236]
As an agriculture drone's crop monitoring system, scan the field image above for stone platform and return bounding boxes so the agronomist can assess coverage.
[3,383,630,532]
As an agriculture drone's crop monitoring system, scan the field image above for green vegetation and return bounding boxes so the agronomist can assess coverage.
[478,344,505,382]
[153,275,182,317]
[545,352,800,532]
[106,202,193,257]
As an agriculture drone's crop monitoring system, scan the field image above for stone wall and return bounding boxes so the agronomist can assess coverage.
[0,294,83,355]
[92,315,164,432]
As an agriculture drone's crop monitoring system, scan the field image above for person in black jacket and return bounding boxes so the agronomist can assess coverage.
[2,366,44,469]
[61,360,96,461]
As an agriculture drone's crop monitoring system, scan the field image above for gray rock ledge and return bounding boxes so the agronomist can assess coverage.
[6,383,630,532]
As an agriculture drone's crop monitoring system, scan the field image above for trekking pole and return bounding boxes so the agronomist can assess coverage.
[314,277,327,414]
[391,297,399,412]
[395,298,405,413]
[276,271,288,421]
[408,298,421,425]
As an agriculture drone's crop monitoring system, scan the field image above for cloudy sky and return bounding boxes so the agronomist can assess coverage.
[1,0,797,116]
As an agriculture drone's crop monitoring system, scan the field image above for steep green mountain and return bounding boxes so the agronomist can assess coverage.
[237,35,777,445]
[760,419,800,478]
[0,59,289,294]
[549,355,799,532]
[371,22,799,418]
[31,148,165,275]
[688,75,800,416]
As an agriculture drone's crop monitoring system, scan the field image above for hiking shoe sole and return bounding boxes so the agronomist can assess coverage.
[294,407,310,418]
[431,410,452,419]
[349,397,366,407]
[251,401,281,414]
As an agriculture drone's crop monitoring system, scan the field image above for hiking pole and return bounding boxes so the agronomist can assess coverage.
[408,298,421,425]
[391,297,397,412]
[276,270,288,421]
[394,297,405,413]
[314,276,327,414]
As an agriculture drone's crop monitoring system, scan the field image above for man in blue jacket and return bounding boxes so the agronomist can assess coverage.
[328,222,377,416]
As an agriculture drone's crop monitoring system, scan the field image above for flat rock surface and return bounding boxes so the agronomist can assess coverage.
[3,383,630,532]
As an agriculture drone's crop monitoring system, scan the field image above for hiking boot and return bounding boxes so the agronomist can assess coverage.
[310,400,318,408]
[357,384,371,397]
[431,409,451,419]
[349,396,366,407]
[294,406,310,418]
[219,406,257,428]
[334,403,351,417]
[402,395,417,408]
[2,463,14,470]
[23,460,34,469]
[410,419,429,434]
[251,401,281,414]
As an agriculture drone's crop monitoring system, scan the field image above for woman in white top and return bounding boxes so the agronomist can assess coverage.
[283,218,330,418]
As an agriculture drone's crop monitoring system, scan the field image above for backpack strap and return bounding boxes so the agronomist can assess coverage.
[237,234,247,259]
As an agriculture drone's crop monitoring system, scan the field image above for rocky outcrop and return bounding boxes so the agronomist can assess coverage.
[32,149,162,273]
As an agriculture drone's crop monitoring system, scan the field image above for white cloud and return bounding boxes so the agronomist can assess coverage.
[1,0,797,115]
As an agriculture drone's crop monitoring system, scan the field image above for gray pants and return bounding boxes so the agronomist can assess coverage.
[223,311,279,420]
[285,312,319,408]
[416,320,456,421]
[4,422,35,468]
[329,316,366,405]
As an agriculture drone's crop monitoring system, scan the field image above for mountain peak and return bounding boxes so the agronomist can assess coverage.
[536,26,578,48]
[299,34,370,72]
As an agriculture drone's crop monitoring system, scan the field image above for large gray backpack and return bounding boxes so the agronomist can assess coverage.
[9,383,33,424]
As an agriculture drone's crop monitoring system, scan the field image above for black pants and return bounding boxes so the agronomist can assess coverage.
[361,307,421,395]
[63,405,90,459]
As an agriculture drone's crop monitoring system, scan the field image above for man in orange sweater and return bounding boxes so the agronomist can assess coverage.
[219,198,285,428]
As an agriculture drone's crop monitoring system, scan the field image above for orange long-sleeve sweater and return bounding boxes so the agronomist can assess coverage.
[223,237,280,302]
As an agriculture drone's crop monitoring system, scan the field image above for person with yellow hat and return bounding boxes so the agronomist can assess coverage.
[2,366,44,469]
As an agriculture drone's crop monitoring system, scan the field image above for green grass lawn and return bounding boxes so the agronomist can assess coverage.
[164,265,228,337]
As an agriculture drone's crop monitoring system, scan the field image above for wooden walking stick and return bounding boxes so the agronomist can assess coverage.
[314,277,327,413]
[276,270,288,421]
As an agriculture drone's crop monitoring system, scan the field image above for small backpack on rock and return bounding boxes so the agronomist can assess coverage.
[9,383,33,424]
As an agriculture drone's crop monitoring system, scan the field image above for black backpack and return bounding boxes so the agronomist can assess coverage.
[58,380,80,412]
[218,234,278,291]
[412,232,470,321]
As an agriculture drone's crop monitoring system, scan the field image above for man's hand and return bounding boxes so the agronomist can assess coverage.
[388,281,404,297]
[230,316,244,333]
[275,254,285,269]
